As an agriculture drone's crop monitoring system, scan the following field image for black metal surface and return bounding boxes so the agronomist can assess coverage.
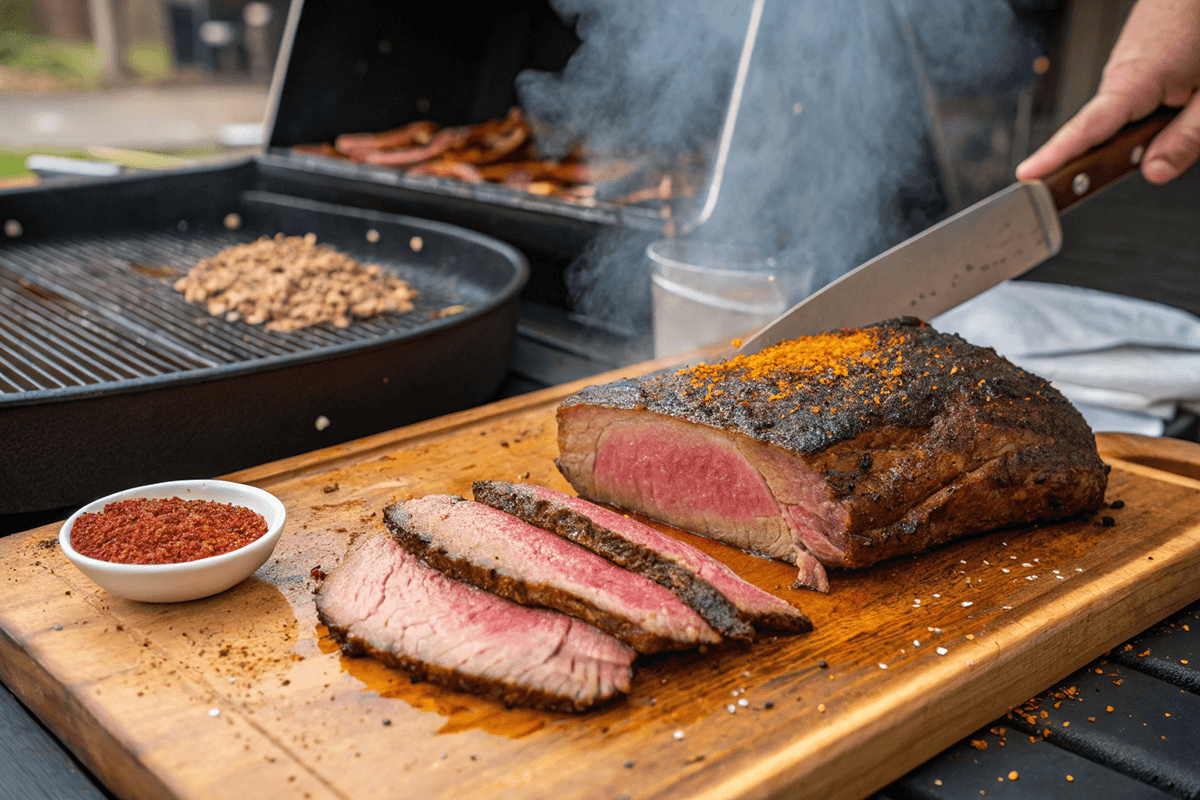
[891,723,1174,799]
[0,682,115,800]
[268,0,579,149]
[1113,607,1200,693]
[1003,665,1200,797]
[0,162,528,514]
[888,605,1200,800]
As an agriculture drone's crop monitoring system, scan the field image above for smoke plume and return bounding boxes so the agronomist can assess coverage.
[517,0,1043,337]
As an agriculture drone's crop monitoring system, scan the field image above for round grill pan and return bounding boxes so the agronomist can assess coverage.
[0,185,528,514]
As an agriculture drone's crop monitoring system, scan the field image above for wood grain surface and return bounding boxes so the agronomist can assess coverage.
[3,363,1200,800]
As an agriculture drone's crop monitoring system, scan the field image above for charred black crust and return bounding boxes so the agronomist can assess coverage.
[382,501,691,654]
[559,317,1088,456]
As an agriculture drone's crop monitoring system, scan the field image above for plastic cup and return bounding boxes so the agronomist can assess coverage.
[647,239,789,359]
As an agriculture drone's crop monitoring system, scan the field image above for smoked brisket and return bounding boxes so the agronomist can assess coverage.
[314,530,635,712]
[555,317,1108,591]
[471,480,811,635]
[383,495,720,653]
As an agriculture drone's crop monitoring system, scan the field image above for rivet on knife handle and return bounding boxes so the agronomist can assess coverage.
[1042,106,1178,212]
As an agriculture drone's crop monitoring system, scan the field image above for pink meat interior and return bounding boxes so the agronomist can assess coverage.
[403,495,718,643]
[586,411,848,566]
[526,483,801,616]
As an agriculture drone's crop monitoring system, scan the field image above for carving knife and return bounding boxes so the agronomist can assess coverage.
[735,109,1178,356]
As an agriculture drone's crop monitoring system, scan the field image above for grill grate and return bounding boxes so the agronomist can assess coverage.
[0,220,482,396]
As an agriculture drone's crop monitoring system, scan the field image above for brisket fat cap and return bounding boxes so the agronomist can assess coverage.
[314,530,635,712]
[555,317,1108,585]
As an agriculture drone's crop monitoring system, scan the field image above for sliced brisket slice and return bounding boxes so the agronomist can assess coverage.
[383,495,720,654]
[315,530,635,713]
[555,317,1108,592]
[472,481,811,636]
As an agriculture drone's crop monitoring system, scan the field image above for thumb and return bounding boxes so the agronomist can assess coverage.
[1142,92,1200,183]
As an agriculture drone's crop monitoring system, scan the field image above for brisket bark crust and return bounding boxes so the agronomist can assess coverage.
[555,317,1108,590]
[383,495,720,653]
[471,480,811,636]
[315,531,635,712]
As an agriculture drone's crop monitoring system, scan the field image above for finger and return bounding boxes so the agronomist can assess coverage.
[1016,91,1141,180]
[1142,90,1200,183]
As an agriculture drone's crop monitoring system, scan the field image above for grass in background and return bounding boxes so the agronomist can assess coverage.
[0,29,177,90]
[0,29,100,89]
[0,149,31,177]
[0,148,89,181]
[125,41,173,83]
[0,144,230,182]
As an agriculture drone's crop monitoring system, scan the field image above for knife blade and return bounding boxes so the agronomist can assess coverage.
[735,108,1178,356]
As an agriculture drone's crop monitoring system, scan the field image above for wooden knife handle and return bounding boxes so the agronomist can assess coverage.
[1042,106,1179,212]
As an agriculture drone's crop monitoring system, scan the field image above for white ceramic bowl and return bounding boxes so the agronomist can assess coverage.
[59,479,286,603]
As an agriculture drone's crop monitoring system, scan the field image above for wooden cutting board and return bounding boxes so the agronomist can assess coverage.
[4,360,1200,800]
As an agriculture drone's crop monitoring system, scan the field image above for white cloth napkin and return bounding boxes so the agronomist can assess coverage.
[931,281,1200,436]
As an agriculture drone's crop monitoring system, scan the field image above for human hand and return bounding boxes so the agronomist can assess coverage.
[1016,0,1200,184]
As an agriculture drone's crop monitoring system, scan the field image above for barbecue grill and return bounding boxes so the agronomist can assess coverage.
[2,0,729,519]
[0,161,528,514]
[260,0,678,300]
[0,0,694,518]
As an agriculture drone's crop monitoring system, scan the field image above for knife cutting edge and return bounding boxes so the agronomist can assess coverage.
[734,107,1178,356]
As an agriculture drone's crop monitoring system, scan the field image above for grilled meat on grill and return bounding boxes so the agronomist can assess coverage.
[355,127,472,167]
[294,107,680,205]
[555,317,1108,592]
[334,120,440,156]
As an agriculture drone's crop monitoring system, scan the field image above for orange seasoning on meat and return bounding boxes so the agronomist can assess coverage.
[684,328,880,402]
[70,497,268,564]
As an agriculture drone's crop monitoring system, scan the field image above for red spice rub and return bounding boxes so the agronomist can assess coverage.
[70,497,267,564]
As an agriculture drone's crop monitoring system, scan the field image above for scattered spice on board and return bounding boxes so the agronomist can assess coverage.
[70,497,267,564]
